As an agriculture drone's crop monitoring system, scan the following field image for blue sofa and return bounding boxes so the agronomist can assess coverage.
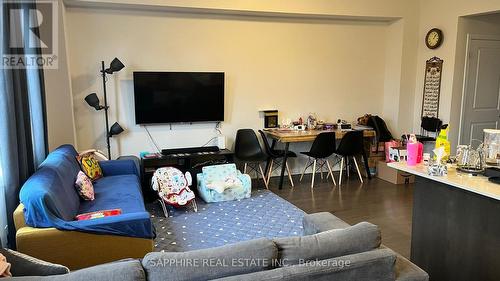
[14,144,153,269]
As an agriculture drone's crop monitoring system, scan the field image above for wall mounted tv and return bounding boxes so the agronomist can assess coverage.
[133,72,224,124]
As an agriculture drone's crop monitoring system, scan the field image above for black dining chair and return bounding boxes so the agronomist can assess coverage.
[299,132,337,188]
[258,130,296,187]
[418,116,442,142]
[336,130,365,185]
[234,129,269,189]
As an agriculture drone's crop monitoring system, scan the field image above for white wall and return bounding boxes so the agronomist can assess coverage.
[62,0,421,136]
[39,0,428,177]
[46,0,500,163]
[382,20,404,133]
[65,7,395,173]
[43,0,76,150]
[413,0,500,149]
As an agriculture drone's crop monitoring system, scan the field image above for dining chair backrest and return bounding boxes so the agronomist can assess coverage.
[234,129,265,160]
[257,130,278,158]
[337,130,364,156]
[421,116,442,137]
[308,132,336,159]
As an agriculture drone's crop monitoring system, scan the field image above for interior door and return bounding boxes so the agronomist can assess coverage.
[460,37,500,145]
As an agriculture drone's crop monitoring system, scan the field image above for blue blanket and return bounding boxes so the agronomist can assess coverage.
[19,145,153,239]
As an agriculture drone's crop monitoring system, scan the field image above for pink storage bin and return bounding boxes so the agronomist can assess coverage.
[407,141,423,166]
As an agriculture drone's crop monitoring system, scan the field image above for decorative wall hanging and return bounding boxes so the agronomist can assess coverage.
[421,56,443,118]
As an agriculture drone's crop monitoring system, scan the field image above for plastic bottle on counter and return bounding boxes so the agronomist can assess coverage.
[417,142,423,163]
[407,134,423,166]
[435,124,451,161]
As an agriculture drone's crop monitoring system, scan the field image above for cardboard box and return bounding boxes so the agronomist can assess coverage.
[376,161,414,185]
[368,156,385,168]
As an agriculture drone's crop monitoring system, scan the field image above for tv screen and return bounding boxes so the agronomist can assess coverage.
[133,72,224,124]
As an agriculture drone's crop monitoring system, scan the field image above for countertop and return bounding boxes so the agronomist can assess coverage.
[387,161,500,201]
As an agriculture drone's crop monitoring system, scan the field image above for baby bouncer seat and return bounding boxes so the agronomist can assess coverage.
[151,167,197,217]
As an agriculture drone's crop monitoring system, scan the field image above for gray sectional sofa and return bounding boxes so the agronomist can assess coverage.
[6,212,428,281]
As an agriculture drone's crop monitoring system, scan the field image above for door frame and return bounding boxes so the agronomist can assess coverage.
[458,34,500,145]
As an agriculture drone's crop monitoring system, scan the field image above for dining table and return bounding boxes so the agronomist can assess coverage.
[263,128,377,189]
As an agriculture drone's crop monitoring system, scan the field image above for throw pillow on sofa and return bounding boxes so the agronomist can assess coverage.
[273,222,381,266]
[74,171,95,200]
[0,248,69,277]
[142,238,278,281]
[76,153,103,181]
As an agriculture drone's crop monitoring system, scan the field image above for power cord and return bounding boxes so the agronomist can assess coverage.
[200,122,223,147]
[215,122,222,135]
[144,125,161,153]
[201,137,218,147]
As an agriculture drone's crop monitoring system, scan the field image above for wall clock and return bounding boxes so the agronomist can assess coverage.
[425,28,443,49]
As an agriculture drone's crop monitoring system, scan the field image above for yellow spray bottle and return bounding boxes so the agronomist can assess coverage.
[434,124,450,162]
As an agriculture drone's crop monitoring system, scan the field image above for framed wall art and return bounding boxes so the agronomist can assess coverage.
[421,56,443,118]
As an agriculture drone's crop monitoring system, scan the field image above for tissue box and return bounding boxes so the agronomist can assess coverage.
[428,163,447,176]
[389,146,407,162]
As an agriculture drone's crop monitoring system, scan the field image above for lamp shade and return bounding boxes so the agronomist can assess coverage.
[109,122,124,137]
[105,58,125,74]
[85,93,102,110]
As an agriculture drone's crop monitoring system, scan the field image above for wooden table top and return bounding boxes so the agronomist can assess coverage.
[263,128,376,143]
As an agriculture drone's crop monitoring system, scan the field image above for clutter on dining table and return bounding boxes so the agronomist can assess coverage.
[283,113,344,131]
[323,123,336,130]
[337,119,352,131]
[293,124,306,131]
[316,120,325,130]
[307,113,317,129]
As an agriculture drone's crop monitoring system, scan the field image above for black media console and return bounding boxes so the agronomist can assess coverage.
[141,147,234,201]
[161,145,220,156]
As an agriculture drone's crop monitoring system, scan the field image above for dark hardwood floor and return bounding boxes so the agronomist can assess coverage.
[264,174,413,258]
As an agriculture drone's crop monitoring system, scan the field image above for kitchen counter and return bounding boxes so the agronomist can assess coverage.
[387,161,500,200]
[388,161,500,281]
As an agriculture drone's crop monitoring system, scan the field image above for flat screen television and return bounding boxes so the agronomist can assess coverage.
[133,72,224,124]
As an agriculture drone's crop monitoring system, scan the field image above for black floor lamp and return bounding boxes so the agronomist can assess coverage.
[85,57,125,159]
